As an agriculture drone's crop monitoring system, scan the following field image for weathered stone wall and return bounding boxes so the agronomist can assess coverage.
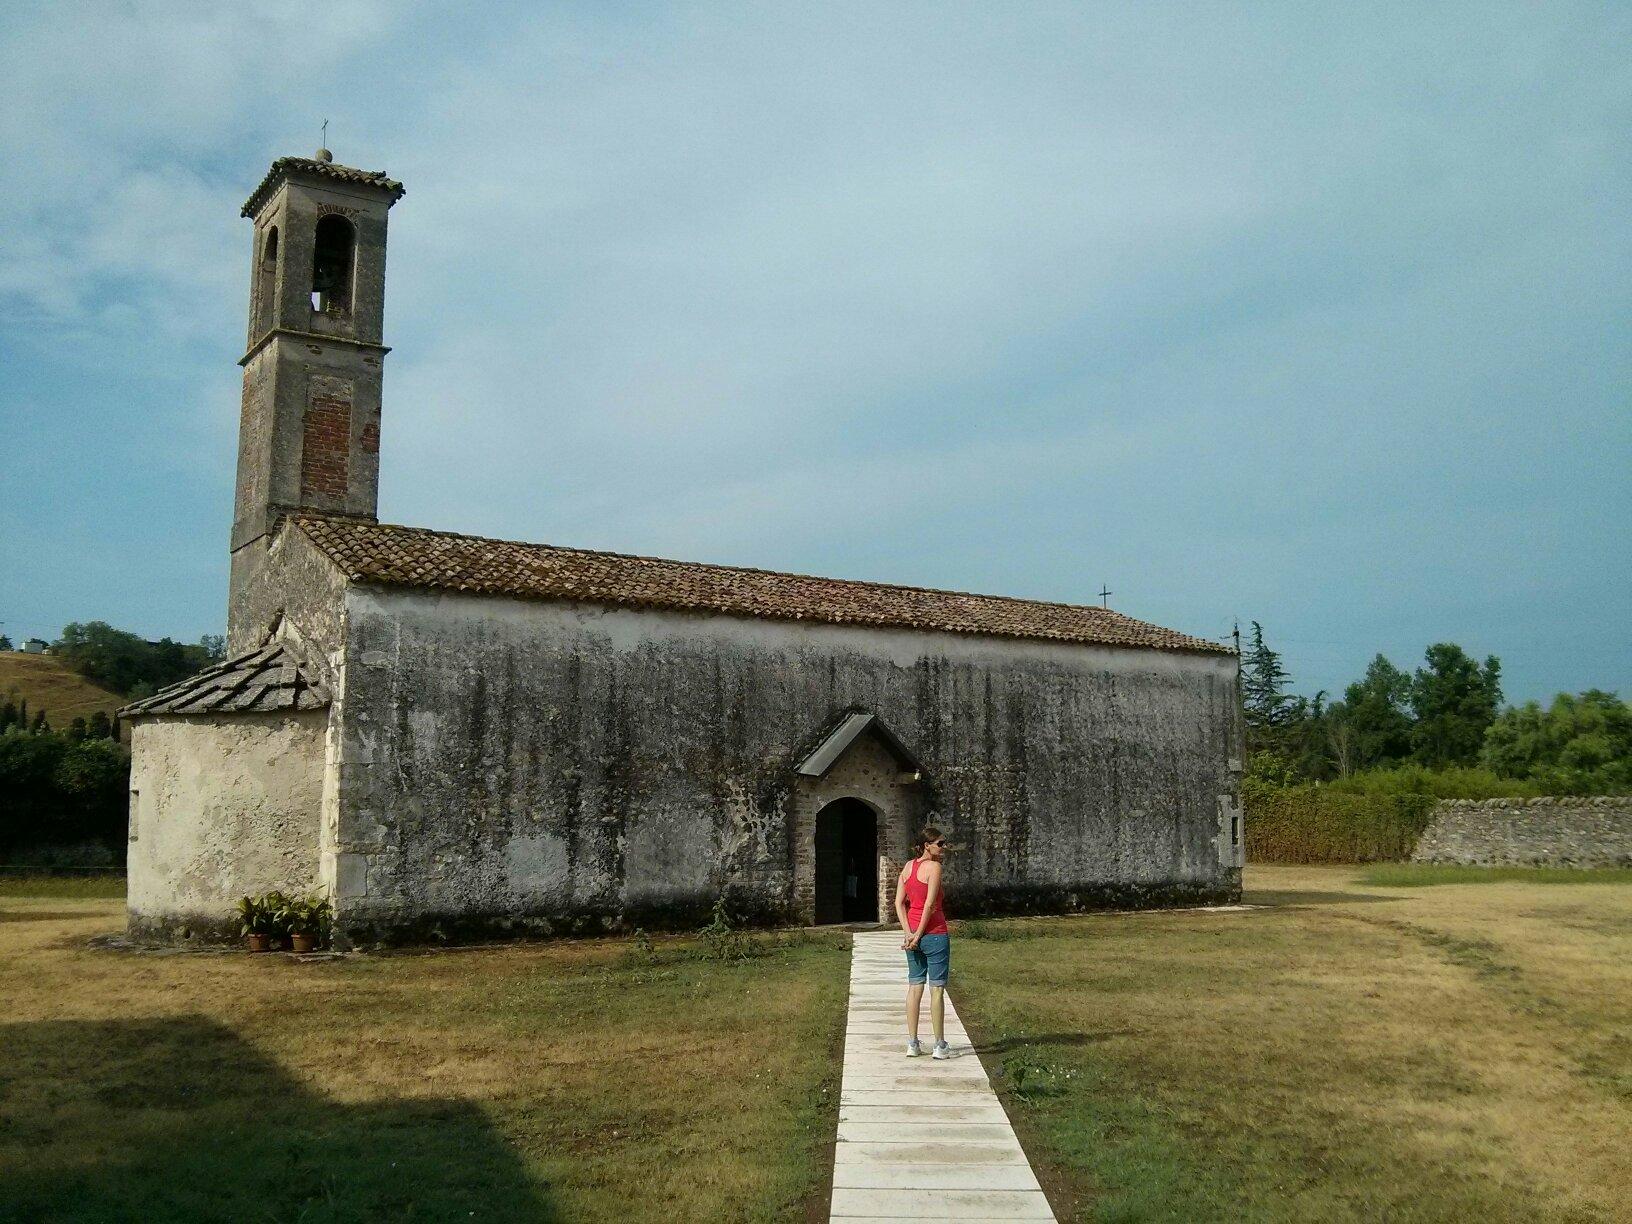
[1412,797,1632,868]
[228,519,352,659]
[330,586,1241,944]
[125,711,328,940]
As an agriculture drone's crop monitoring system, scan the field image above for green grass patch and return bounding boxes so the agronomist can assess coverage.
[1359,863,1632,887]
[954,870,1631,1222]
[0,872,125,898]
[955,917,1042,941]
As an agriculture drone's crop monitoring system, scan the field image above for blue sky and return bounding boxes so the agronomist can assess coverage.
[1,2,1627,704]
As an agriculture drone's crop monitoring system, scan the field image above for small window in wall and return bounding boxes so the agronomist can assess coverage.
[1231,815,1240,848]
[311,215,355,314]
[129,790,140,841]
[263,225,280,268]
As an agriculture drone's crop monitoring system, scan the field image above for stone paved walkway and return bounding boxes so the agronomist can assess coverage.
[828,930,1057,1221]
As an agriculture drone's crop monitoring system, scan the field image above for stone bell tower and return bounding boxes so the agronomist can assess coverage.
[229,150,405,650]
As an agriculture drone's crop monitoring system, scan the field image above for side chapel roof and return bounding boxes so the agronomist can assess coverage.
[120,640,330,718]
[291,516,1231,656]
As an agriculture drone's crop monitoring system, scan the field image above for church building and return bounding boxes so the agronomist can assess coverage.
[122,153,1244,946]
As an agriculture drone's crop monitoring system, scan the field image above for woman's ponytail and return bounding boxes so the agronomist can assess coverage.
[912,825,945,856]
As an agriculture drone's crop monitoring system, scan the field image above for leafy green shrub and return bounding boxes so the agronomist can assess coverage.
[1243,780,1438,863]
[1322,765,1541,800]
[236,890,293,938]
[699,895,753,962]
[0,728,130,863]
[279,893,332,941]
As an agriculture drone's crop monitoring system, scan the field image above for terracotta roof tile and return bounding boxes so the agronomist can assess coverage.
[242,156,405,217]
[120,641,330,718]
[293,517,1231,656]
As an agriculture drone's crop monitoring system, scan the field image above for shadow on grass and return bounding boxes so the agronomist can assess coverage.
[1243,887,1397,907]
[0,1017,555,1223]
[974,1030,1138,1057]
[0,910,95,924]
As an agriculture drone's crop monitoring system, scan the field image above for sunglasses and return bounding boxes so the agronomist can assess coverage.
[929,839,948,848]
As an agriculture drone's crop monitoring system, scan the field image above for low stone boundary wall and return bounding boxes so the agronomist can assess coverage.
[1411,797,1632,868]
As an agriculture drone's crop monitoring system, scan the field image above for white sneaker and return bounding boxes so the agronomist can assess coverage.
[906,1038,923,1057]
[932,1041,952,1060]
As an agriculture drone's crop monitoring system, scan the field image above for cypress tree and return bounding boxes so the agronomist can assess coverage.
[1242,622,1295,733]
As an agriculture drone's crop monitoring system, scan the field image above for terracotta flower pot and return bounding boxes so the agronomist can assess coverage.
[290,933,316,953]
[247,933,272,953]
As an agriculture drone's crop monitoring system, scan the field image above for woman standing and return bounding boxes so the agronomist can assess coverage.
[895,826,952,1059]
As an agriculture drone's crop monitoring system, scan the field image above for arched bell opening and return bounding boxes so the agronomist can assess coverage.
[252,224,280,337]
[311,214,355,314]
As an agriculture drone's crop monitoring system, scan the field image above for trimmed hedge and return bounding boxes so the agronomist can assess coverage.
[1244,781,1438,864]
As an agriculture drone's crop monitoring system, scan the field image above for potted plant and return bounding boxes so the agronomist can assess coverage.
[261,889,294,949]
[282,893,333,953]
[237,894,281,952]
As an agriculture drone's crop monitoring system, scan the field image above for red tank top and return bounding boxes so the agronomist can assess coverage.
[904,858,948,935]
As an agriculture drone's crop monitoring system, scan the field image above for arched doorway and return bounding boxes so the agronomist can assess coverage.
[813,798,878,924]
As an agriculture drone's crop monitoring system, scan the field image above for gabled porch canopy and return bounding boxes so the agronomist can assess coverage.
[795,711,923,779]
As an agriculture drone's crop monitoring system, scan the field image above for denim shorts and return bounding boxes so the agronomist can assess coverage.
[905,933,950,986]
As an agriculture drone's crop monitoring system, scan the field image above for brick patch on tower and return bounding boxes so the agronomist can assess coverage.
[301,375,354,503]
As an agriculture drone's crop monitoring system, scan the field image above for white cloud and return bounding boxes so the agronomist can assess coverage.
[0,1,395,330]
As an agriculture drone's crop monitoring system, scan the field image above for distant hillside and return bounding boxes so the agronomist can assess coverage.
[0,654,126,727]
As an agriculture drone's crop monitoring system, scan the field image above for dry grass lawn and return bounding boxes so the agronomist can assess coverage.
[0,653,125,726]
[956,864,1632,1223]
[0,885,850,1222]
[7,867,1629,1222]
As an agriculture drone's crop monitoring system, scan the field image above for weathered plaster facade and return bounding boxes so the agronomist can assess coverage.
[126,711,328,939]
[321,587,1241,944]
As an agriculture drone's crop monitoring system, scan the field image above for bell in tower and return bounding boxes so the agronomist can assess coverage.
[229,148,405,650]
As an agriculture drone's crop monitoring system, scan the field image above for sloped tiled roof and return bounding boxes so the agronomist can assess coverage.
[120,641,330,718]
[242,156,406,217]
[292,516,1231,655]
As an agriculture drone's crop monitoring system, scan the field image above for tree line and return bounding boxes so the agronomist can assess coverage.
[1240,623,1631,794]
[51,621,225,699]
[0,718,128,866]
[0,623,225,866]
